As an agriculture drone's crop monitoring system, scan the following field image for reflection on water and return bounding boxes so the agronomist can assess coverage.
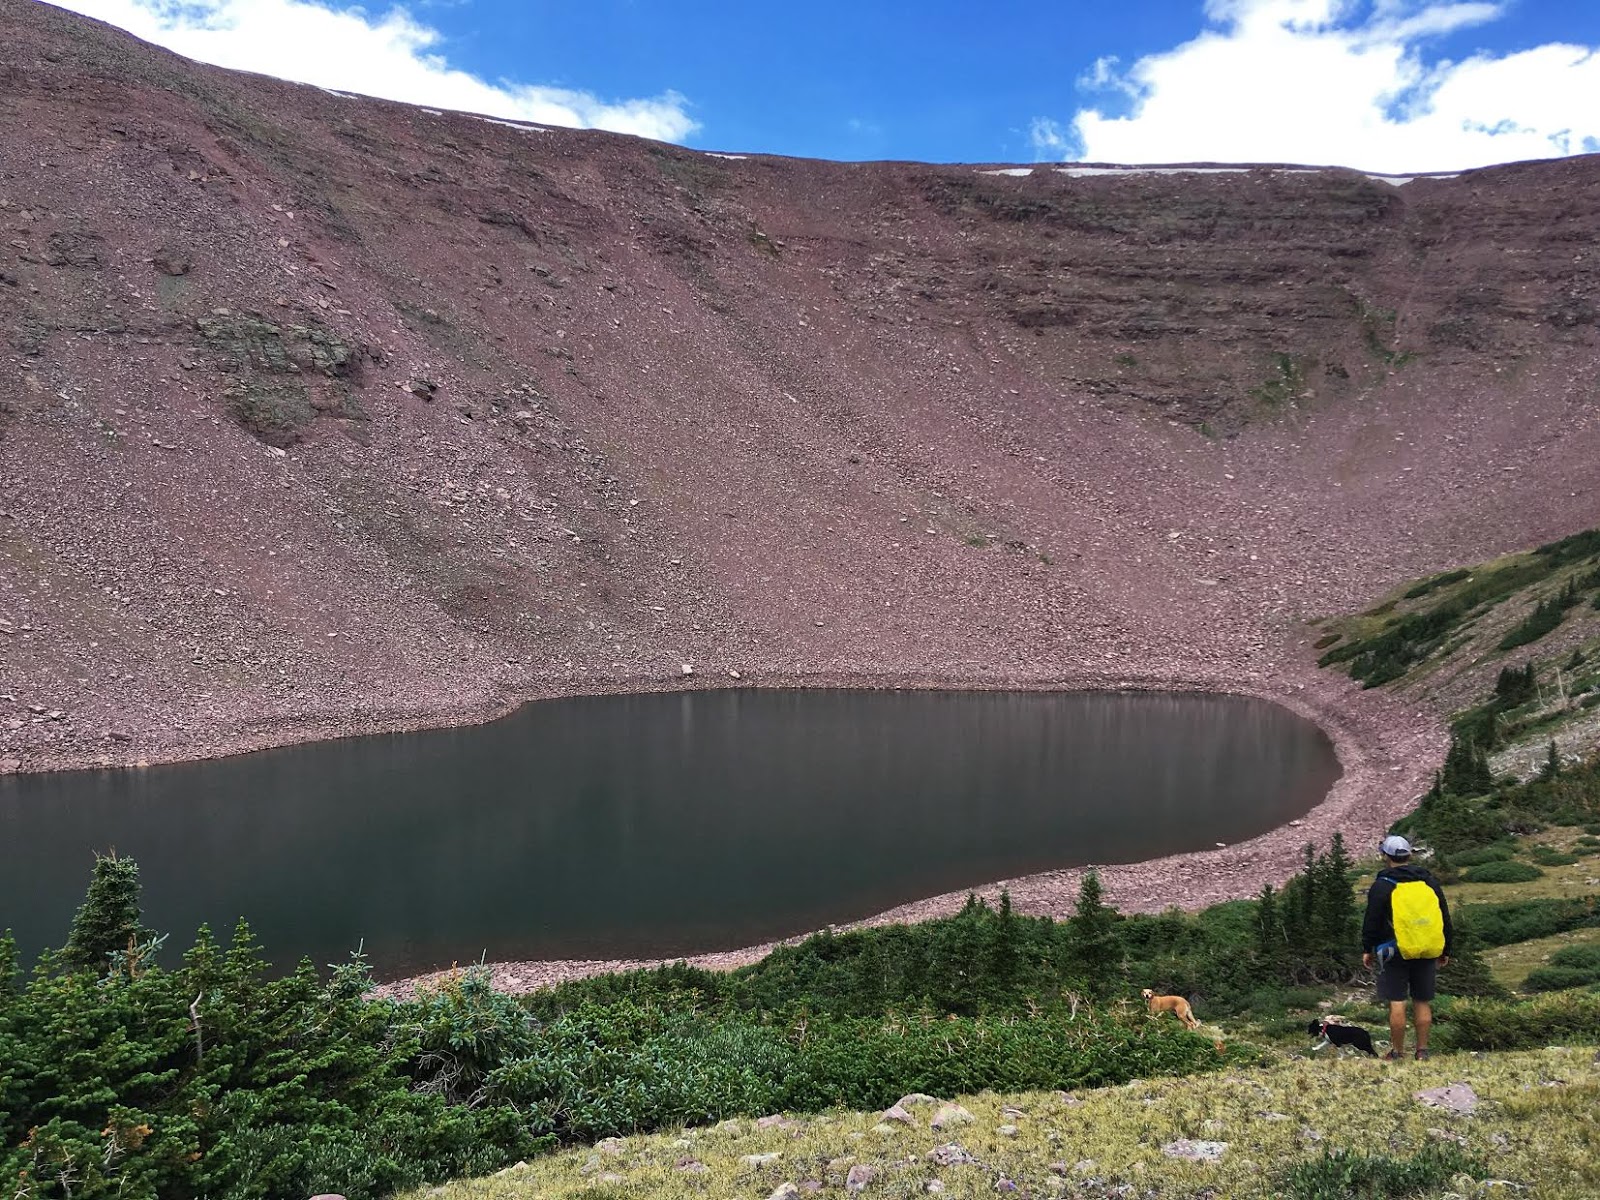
[0,689,1340,978]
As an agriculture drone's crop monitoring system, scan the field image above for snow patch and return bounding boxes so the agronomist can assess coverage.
[1056,165,1463,187]
[979,167,1034,177]
[707,152,748,160]
[472,116,551,133]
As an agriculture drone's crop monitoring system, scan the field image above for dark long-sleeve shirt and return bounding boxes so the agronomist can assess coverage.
[1361,863,1454,958]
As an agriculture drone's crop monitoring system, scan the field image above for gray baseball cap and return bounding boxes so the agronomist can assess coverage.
[1380,834,1413,859]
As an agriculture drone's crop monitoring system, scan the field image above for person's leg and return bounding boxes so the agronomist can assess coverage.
[1414,1000,1432,1052]
[1410,960,1439,1056]
[1389,1000,1407,1054]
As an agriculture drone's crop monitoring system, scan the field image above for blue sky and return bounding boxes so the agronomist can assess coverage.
[51,0,1600,172]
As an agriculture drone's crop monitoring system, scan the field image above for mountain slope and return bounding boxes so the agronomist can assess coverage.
[2,0,1598,860]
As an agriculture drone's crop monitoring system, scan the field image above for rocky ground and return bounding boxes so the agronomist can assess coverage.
[3,1,1599,984]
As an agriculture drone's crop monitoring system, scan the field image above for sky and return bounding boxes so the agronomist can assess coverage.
[45,0,1600,173]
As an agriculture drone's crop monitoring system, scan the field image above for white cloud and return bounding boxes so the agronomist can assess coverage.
[48,0,699,143]
[1050,0,1600,172]
[1029,117,1073,159]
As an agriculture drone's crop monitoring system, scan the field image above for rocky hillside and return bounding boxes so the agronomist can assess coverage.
[2,0,1599,806]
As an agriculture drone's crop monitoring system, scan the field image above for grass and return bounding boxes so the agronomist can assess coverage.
[404,1049,1598,1200]
[1482,926,1600,991]
[1448,829,1600,906]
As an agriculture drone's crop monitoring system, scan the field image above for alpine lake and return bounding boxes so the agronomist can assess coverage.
[0,689,1341,979]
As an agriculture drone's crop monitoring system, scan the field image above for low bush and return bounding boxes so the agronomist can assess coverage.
[1280,1144,1485,1199]
[1456,897,1600,947]
[1522,965,1600,993]
[1461,860,1545,884]
[1527,845,1581,866]
[1439,990,1600,1049]
[1449,843,1516,868]
[484,1001,1225,1142]
[1521,944,1600,994]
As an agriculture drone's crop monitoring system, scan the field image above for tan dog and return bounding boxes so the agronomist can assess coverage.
[1141,988,1200,1030]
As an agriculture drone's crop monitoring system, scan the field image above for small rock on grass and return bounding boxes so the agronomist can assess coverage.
[930,1103,974,1130]
[846,1163,876,1192]
[1161,1138,1228,1162]
[1414,1083,1478,1115]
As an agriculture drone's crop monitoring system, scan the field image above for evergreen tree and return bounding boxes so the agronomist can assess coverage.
[990,889,1018,1004]
[1540,740,1562,781]
[1282,843,1317,956]
[1254,884,1285,971]
[1067,870,1118,996]
[60,851,151,975]
[1312,832,1358,955]
[1493,663,1537,708]
[1441,731,1493,796]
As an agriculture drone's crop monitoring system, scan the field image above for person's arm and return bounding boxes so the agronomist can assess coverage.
[1432,876,1454,961]
[1360,878,1388,953]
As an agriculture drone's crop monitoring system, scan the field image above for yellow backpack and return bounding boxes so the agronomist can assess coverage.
[1391,879,1446,960]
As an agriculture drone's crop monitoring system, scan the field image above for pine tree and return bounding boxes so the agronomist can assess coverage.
[1441,731,1493,796]
[990,889,1019,1003]
[1067,870,1118,997]
[1254,884,1285,972]
[60,851,151,975]
[1540,740,1561,781]
[1282,843,1317,957]
[1311,833,1359,974]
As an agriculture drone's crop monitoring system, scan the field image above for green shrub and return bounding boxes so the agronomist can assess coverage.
[1,874,538,1200]
[1526,843,1580,866]
[1439,990,1600,1049]
[1457,897,1600,947]
[1281,1144,1485,1199]
[1461,860,1545,883]
[1521,964,1600,993]
[1450,844,1515,868]
[1547,944,1600,972]
[1519,945,1600,991]
[485,1001,1225,1141]
[1403,569,1471,600]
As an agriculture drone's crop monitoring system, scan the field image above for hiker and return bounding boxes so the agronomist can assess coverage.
[1361,834,1453,1060]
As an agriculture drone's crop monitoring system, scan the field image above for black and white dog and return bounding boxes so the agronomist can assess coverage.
[1307,1016,1378,1057]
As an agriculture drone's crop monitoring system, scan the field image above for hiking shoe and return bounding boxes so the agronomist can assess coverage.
[1414,1048,1431,1061]
[1382,1050,1404,1061]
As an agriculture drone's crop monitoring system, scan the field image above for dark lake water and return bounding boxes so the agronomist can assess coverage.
[0,689,1340,979]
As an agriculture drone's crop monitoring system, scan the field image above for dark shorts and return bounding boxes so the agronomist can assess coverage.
[1376,955,1439,1002]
